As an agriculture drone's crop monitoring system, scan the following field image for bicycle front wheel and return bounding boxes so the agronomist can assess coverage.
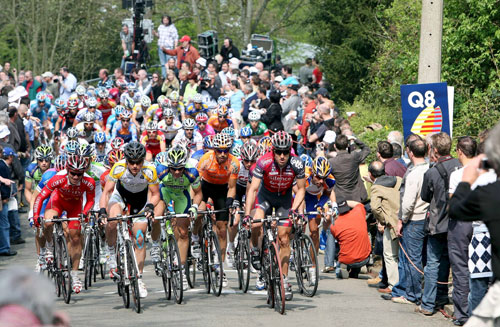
[270,241,285,315]
[185,232,196,288]
[59,236,72,304]
[126,240,141,313]
[200,232,211,293]
[208,231,223,297]
[236,231,251,293]
[296,234,319,297]
[83,231,93,290]
[168,234,183,304]
[117,248,130,308]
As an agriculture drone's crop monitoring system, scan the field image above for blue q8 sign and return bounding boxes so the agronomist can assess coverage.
[400,82,451,140]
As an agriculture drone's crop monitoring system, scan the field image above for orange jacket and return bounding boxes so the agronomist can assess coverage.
[164,45,201,69]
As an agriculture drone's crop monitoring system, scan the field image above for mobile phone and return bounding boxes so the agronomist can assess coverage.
[480,158,492,170]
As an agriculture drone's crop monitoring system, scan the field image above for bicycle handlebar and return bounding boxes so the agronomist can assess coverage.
[251,216,291,224]
[154,213,190,220]
[198,209,228,214]
[107,214,145,221]
[43,216,82,223]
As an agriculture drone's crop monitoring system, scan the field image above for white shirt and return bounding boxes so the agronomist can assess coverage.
[59,73,77,101]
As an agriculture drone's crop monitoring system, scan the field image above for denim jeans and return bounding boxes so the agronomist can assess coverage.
[8,209,21,241]
[158,47,174,78]
[0,203,11,253]
[336,256,370,278]
[324,230,336,268]
[403,220,426,302]
[390,233,408,298]
[421,233,450,312]
[469,277,491,315]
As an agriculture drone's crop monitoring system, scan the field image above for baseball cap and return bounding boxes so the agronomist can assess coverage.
[323,130,337,144]
[336,195,351,215]
[314,87,329,97]
[274,76,283,83]
[288,84,299,91]
[196,57,207,67]
[3,147,17,157]
[0,125,10,140]
[179,35,191,43]
[41,72,54,79]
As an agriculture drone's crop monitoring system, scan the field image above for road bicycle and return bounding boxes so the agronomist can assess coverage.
[185,213,197,289]
[231,210,250,293]
[82,211,106,290]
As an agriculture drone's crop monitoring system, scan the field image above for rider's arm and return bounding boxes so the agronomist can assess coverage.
[160,135,166,152]
[131,110,141,132]
[147,183,160,207]
[82,178,96,216]
[227,178,237,199]
[24,179,33,204]
[33,179,57,217]
[54,116,63,132]
[131,125,138,142]
[292,178,306,212]
[191,184,203,207]
[99,178,116,210]
[244,176,262,216]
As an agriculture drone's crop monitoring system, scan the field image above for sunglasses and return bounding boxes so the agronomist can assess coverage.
[127,159,143,165]
[122,119,130,122]
[215,149,229,154]
[69,171,84,177]
[169,167,184,172]
[243,159,255,164]
[38,158,51,163]
[274,149,290,156]
[197,122,206,125]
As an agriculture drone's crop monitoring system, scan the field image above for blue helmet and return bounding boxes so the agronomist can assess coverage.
[221,127,235,139]
[300,154,313,168]
[155,151,169,166]
[94,132,106,144]
[65,140,80,155]
[240,126,252,138]
[54,98,67,109]
[203,135,214,150]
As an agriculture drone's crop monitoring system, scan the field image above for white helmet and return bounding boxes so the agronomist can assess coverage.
[193,93,203,103]
[182,118,196,130]
[140,95,151,108]
[75,85,86,96]
[248,111,261,121]
[86,97,98,108]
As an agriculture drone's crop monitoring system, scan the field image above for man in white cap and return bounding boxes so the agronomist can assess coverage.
[41,72,59,99]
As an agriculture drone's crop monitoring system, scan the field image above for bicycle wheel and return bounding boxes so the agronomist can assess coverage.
[200,232,210,293]
[236,231,251,293]
[117,249,129,308]
[168,234,183,304]
[83,231,92,290]
[185,232,196,288]
[126,240,141,313]
[59,236,72,304]
[208,231,223,297]
[296,234,319,297]
[52,242,61,298]
[270,241,285,314]
[160,241,171,300]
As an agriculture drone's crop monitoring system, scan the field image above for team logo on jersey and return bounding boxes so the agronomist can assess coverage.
[291,157,303,170]
[143,167,154,181]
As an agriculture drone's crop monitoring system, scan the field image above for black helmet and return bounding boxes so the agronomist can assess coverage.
[123,141,146,161]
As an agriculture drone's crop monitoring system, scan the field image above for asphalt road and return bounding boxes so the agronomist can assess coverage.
[1,213,453,327]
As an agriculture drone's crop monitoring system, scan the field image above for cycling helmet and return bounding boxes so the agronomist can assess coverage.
[166,145,188,168]
[154,151,169,166]
[312,156,331,179]
[169,91,180,102]
[195,112,209,123]
[78,143,95,159]
[67,97,79,109]
[140,95,151,108]
[248,111,261,121]
[120,110,132,120]
[65,140,80,155]
[221,127,235,139]
[123,97,135,110]
[240,126,252,138]
[193,93,203,103]
[127,82,137,92]
[93,132,106,144]
[160,98,171,109]
[203,135,214,150]
[116,80,128,89]
[66,154,89,173]
[97,88,108,99]
[259,136,272,148]
[217,96,229,106]
[34,145,54,160]
[230,143,242,157]
[157,95,167,105]
[54,98,67,109]
[82,111,95,123]
[123,141,146,161]
[145,121,158,131]
[182,118,196,130]
[113,105,125,117]
[75,85,86,96]
[241,142,259,161]
[217,105,228,117]
[300,154,313,168]
[66,127,79,140]
[271,131,292,150]
[213,133,232,150]
[36,91,47,102]
[110,137,124,150]
[86,97,98,108]
[54,154,67,172]
[107,149,124,166]
[163,107,174,118]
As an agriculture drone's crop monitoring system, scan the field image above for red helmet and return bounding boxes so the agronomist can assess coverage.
[66,154,89,173]
[271,131,292,150]
[107,149,124,166]
[195,112,209,123]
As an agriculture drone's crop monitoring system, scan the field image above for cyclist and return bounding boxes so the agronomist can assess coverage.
[93,132,111,164]
[185,93,208,119]
[244,131,306,299]
[30,91,53,137]
[197,133,240,287]
[55,96,79,133]
[154,145,203,290]
[75,112,103,144]
[195,112,215,138]
[111,110,138,143]
[132,95,152,131]
[169,91,185,120]
[172,118,203,154]
[74,97,104,128]
[208,105,233,134]
[75,85,88,109]
[100,149,125,189]
[158,107,182,148]
[25,146,54,271]
[300,154,313,169]
[99,141,160,298]
[239,126,253,144]
[33,154,96,294]
[140,121,166,162]
[105,105,125,136]
[191,135,213,162]
[96,88,116,126]
[246,111,269,141]
[120,83,140,104]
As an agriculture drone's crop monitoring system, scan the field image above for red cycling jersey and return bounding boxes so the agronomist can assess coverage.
[33,171,96,230]
[100,169,111,190]
[252,151,305,194]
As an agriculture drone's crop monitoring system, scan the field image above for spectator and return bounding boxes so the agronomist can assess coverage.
[0,146,17,257]
[391,142,407,167]
[329,134,371,202]
[151,72,163,103]
[136,69,151,97]
[120,24,134,70]
[178,69,189,100]
[308,103,335,144]
[22,71,42,101]
[0,86,12,111]
[58,67,77,101]
[314,86,335,110]
[446,136,477,325]
[161,70,179,98]
[7,108,21,152]
[219,61,231,89]
[163,35,201,70]
[312,57,322,85]
[448,122,500,327]
[255,86,270,110]
[201,72,221,107]
[113,67,128,84]
[97,69,113,89]
[259,70,270,84]
[369,161,402,293]
[41,72,59,99]
[280,65,299,87]
[417,132,461,316]
[377,141,407,178]
[154,15,178,78]
[183,73,199,103]
[241,84,258,123]
[330,196,371,279]
[220,38,240,62]
[260,90,283,132]
[299,58,314,84]
[281,84,300,141]
[3,62,15,81]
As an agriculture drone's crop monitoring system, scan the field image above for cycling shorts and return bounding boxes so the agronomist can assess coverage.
[160,185,191,216]
[235,183,246,204]
[109,184,148,223]
[256,185,292,227]
[201,180,229,222]
[45,192,83,230]
[305,192,329,220]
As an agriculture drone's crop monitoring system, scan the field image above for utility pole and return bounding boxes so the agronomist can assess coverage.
[417,0,444,83]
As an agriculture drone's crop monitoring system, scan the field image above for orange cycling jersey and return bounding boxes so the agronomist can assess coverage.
[140,131,166,149]
[197,151,240,185]
[207,115,232,133]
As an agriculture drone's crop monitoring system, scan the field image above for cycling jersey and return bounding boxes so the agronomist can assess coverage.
[207,115,233,133]
[246,122,269,138]
[304,166,335,196]
[29,100,52,122]
[196,123,216,138]
[33,170,96,229]
[172,130,203,153]
[33,168,58,217]
[236,161,250,188]
[111,122,138,143]
[61,110,78,131]
[144,104,160,122]
[120,93,140,106]
[75,123,103,144]
[100,169,110,190]
[156,103,184,120]
[132,103,147,121]
[197,151,240,185]
[25,162,50,190]
[184,103,209,118]
[85,162,106,210]
[97,99,116,125]
[75,109,103,124]
[140,131,166,155]
[191,149,205,162]
[158,119,182,141]
[253,151,305,194]
[93,143,112,164]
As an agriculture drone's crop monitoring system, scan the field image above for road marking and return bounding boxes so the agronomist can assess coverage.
[104,291,117,295]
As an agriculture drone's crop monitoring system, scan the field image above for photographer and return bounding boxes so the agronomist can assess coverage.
[199,72,220,107]
[41,72,59,99]
[449,122,500,327]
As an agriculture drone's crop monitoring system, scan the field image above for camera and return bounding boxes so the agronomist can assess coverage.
[480,157,493,170]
